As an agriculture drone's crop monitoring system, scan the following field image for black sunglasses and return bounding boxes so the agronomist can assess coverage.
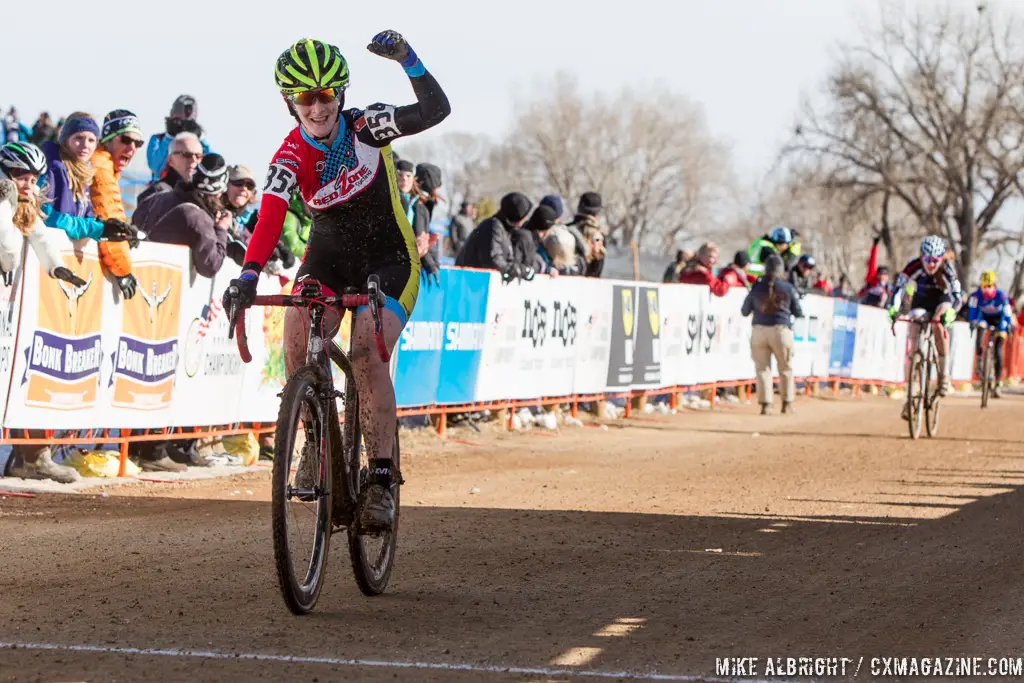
[119,135,144,149]
[230,179,257,191]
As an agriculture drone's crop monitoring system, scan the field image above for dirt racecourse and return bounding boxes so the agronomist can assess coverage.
[2,393,1023,682]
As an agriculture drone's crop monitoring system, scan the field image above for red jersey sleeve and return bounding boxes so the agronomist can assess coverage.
[243,136,303,269]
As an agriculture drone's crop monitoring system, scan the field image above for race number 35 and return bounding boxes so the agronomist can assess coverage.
[264,165,296,199]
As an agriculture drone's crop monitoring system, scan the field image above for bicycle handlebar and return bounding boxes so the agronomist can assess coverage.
[231,279,389,365]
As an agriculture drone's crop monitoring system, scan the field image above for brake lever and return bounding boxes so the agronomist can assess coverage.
[226,286,238,340]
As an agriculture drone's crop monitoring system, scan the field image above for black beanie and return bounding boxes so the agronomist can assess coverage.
[499,192,533,223]
[525,205,558,232]
[395,159,414,174]
[577,191,602,217]
[415,163,442,194]
[734,251,750,268]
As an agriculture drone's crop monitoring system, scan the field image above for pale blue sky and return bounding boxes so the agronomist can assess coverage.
[3,0,990,183]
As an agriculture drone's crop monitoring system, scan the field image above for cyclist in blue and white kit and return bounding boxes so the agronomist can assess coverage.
[967,270,1014,398]
[888,236,963,414]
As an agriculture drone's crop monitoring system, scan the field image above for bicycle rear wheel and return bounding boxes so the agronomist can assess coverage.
[344,381,400,596]
[272,364,333,615]
[925,357,941,438]
[981,342,992,409]
[907,353,925,440]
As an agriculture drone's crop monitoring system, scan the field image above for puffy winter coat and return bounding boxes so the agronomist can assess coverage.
[89,148,133,277]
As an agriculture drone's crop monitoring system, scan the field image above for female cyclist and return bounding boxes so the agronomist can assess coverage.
[223,31,450,534]
[888,235,963,414]
[967,270,1014,397]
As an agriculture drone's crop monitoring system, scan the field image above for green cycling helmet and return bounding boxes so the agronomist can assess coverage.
[274,38,350,94]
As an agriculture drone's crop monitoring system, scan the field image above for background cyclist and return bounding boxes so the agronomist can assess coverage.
[224,31,450,534]
[967,270,1014,398]
[888,235,963,415]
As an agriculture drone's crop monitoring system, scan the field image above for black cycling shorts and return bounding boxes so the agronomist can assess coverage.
[295,219,420,325]
[910,290,954,316]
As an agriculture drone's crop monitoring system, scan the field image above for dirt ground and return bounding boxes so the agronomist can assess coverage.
[2,393,1023,682]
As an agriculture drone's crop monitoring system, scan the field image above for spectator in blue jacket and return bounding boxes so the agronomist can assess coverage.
[146,95,211,181]
[741,254,804,415]
[40,112,136,244]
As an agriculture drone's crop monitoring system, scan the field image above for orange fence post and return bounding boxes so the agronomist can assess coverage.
[571,399,578,419]
[436,411,446,438]
[117,436,129,478]
[624,395,632,419]
[669,392,678,411]
[507,406,515,431]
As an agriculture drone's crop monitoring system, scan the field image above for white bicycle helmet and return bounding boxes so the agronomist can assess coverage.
[769,226,793,244]
[920,235,946,260]
[0,142,47,178]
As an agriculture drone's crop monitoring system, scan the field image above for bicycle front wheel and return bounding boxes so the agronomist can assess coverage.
[925,357,941,438]
[345,382,400,597]
[981,343,992,409]
[272,364,333,615]
[907,353,925,440]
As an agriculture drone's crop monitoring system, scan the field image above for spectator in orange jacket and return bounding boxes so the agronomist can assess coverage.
[91,110,143,299]
[679,242,730,297]
[719,250,753,289]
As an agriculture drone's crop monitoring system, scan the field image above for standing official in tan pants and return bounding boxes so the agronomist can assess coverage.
[741,254,804,415]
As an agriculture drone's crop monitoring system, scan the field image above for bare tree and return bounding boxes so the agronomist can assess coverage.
[460,74,736,253]
[784,2,1024,280]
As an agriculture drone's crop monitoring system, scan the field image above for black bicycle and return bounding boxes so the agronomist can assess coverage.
[975,323,1002,408]
[893,312,941,439]
[229,275,400,614]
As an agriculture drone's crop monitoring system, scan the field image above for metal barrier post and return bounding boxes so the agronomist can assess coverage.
[117,436,129,478]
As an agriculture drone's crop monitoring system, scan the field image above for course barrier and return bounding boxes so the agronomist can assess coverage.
[0,231,1019,476]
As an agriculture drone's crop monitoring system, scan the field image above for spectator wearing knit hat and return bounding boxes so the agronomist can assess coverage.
[455,192,532,276]
[145,95,212,181]
[566,191,606,278]
[141,153,230,278]
[396,159,440,285]
[512,204,558,274]
[91,109,145,299]
[719,250,754,289]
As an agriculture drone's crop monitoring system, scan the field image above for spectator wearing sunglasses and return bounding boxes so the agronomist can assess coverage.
[91,109,144,299]
[142,153,231,278]
[224,165,259,227]
[137,132,203,206]
[145,95,212,182]
[39,112,136,245]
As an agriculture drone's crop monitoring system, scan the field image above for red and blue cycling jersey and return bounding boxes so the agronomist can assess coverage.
[967,288,1013,332]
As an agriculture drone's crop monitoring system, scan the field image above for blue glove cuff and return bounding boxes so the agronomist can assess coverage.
[400,46,419,68]
[239,269,258,282]
[403,60,425,78]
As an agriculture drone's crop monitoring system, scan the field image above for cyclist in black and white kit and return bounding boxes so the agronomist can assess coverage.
[888,235,962,412]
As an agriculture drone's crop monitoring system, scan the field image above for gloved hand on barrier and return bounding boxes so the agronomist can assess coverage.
[887,305,899,322]
[52,266,87,288]
[118,273,138,299]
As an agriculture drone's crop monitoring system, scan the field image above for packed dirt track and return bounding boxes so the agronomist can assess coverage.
[2,393,1024,682]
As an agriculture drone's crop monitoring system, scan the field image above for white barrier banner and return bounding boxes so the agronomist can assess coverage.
[6,242,114,428]
[659,284,704,388]
[572,278,613,395]
[476,275,583,401]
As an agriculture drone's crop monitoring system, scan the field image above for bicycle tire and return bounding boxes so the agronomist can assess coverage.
[345,379,400,597]
[272,364,333,615]
[925,352,941,438]
[981,341,992,409]
[907,352,924,440]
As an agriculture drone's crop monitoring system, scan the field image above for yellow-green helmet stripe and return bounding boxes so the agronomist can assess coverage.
[305,40,320,81]
[285,64,317,88]
[289,43,307,70]
[321,54,342,85]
